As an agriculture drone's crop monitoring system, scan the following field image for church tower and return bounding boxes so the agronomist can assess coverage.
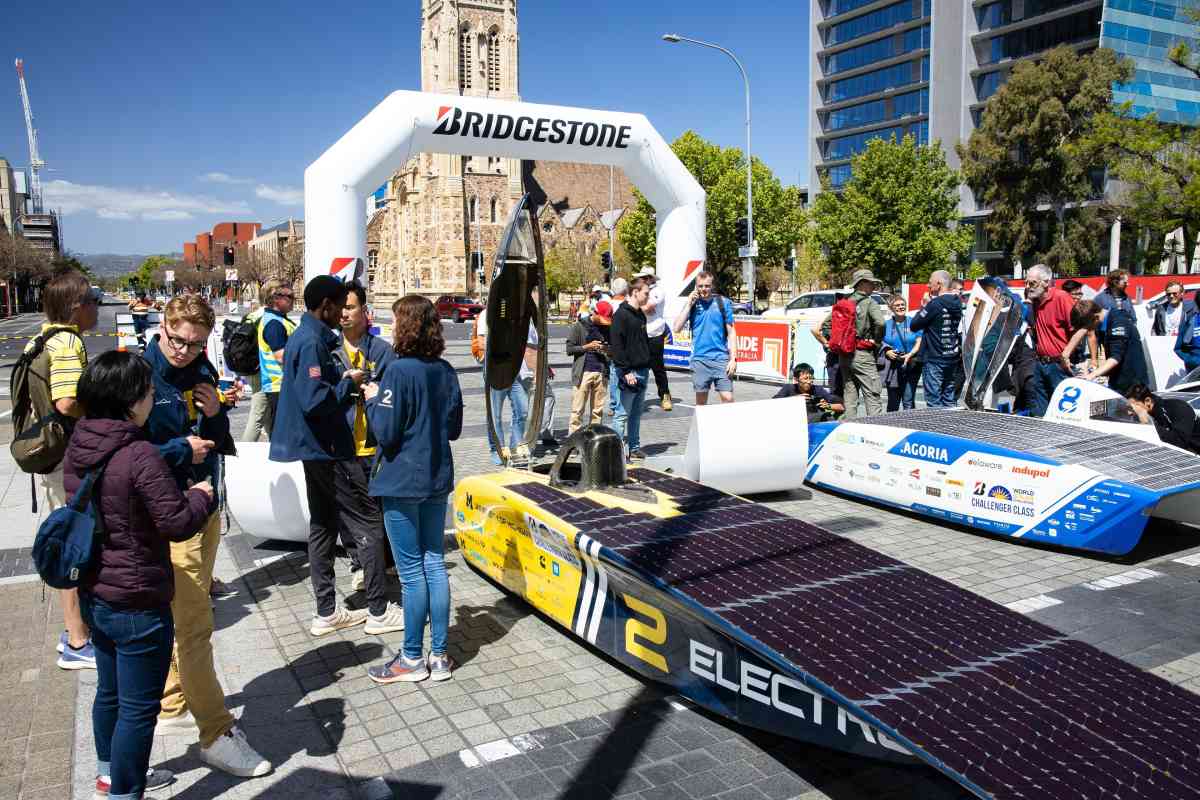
[369,1,523,305]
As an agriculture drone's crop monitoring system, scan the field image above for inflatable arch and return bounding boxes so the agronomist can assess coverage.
[227,92,706,542]
[304,90,706,324]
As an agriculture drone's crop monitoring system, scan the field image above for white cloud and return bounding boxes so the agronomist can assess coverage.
[43,179,251,222]
[255,184,303,206]
[143,209,194,221]
[200,172,252,185]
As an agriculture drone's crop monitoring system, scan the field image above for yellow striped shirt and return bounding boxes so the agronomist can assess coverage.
[25,324,87,402]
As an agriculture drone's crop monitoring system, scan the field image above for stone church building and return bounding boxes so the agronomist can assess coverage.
[368,0,636,307]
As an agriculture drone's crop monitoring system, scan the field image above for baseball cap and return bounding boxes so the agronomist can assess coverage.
[591,284,607,293]
[593,300,613,319]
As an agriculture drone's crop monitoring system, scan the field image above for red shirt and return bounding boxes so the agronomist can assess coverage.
[1032,287,1076,357]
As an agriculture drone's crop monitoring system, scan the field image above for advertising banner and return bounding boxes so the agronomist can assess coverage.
[664,317,795,384]
[225,269,238,282]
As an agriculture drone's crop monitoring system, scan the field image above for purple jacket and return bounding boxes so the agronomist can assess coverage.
[64,418,211,608]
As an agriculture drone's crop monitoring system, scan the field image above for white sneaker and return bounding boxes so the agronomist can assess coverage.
[310,606,367,637]
[156,710,197,735]
[364,603,405,635]
[351,570,365,592]
[196,726,272,778]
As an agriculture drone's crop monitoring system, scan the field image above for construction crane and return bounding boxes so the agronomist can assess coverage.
[14,58,44,214]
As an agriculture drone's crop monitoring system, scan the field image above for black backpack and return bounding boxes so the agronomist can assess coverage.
[222,314,260,375]
[10,326,76,475]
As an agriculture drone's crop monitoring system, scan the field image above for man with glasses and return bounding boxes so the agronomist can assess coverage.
[143,295,272,779]
[1153,281,1194,338]
[256,279,296,438]
[1024,264,1076,416]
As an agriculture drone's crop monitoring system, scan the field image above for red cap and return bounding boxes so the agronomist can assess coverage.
[593,300,613,319]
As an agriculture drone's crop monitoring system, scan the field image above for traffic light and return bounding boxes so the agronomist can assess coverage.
[735,217,749,247]
[223,246,236,267]
[784,257,795,272]
[600,251,614,281]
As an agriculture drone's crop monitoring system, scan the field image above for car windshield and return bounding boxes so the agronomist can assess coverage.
[788,293,834,310]
[1088,397,1143,425]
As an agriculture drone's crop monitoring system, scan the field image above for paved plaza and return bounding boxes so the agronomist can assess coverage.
[3,315,1200,799]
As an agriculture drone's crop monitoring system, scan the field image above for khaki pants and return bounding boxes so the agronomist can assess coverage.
[569,371,606,434]
[838,351,883,420]
[36,467,68,521]
[241,374,272,442]
[160,513,235,747]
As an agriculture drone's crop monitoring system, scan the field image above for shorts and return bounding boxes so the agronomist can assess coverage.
[691,357,732,393]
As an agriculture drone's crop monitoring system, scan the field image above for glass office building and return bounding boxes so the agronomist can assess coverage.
[809,0,1200,273]
[809,0,1200,192]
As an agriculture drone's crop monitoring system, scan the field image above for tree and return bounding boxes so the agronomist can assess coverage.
[1072,6,1200,274]
[617,131,807,295]
[811,134,971,288]
[957,47,1132,274]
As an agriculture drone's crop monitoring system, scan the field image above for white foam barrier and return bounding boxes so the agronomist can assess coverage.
[225,442,311,542]
[645,396,809,496]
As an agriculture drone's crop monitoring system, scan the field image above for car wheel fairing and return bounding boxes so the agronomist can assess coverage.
[484,191,549,462]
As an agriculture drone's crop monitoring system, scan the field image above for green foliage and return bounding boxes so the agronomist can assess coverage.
[957,47,1131,274]
[617,130,807,294]
[123,254,176,290]
[1074,67,1200,274]
[811,134,971,288]
[964,261,988,280]
[1169,3,1200,79]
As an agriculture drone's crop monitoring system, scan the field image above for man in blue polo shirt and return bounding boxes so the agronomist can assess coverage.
[672,270,737,405]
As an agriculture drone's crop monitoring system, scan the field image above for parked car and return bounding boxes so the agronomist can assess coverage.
[730,300,765,316]
[435,295,484,322]
[762,290,891,327]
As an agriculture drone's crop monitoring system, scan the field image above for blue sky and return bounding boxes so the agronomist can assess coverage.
[1,1,809,255]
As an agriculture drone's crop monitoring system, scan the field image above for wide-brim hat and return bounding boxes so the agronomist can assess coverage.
[844,268,882,292]
[591,284,607,293]
[632,268,656,279]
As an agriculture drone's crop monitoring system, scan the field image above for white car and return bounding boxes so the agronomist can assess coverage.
[762,290,890,328]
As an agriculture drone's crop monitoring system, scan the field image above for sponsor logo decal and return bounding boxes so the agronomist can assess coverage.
[898,440,950,464]
[925,486,942,497]
[988,485,1013,501]
[973,481,987,496]
[1011,465,1051,479]
[869,463,881,470]
[968,457,1003,471]
[969,483,1035,517]
[909,469,921,479]
[1057,384,1082,414]
[946,478,964,487]
[433,105,633,149]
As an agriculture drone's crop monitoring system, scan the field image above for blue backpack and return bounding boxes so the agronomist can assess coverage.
[32,460,111,590]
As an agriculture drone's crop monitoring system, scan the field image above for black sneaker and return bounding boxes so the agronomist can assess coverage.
[541,435,560,447]
[628,449,647,461]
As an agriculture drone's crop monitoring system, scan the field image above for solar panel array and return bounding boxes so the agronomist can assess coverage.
[508,471,1200,799]
[855,408,1200,491]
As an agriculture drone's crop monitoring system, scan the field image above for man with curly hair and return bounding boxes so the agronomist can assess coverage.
[270,276,372,636]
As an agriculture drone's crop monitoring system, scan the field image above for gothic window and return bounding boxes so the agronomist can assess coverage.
[469,196,478,223]
[458,26,473,90]
[542,221,554,233]
[368,250,378,273]
[487,28,501,92]
[489,197,498,223]
[583,222,594,233]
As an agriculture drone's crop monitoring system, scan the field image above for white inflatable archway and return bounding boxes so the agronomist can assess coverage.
[304,90,706,317]
[228,91,707,542]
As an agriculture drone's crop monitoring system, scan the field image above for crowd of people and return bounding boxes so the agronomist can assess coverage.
[801,267,1200,438]
[22,269,466,799]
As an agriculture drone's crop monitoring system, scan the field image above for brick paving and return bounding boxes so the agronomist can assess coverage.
[0,583,78,800]
[0,322,1193,799]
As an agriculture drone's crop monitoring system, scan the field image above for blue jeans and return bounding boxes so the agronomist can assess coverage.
[81,595,174,800]
[1028,360,1071,417]
[487,380,529,460]
[607,363,620,418]
[382,496,450,660]
[922,358,960,408]
[613,368,649,451]
[887,366,920,411]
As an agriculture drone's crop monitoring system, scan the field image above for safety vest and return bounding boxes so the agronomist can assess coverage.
[258,310,297,393]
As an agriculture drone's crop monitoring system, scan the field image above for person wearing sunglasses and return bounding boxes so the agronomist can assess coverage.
[1152,281,1194,338]
[142,294,272,780]
[256,279,297,437]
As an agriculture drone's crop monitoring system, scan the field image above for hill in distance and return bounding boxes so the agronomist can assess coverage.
[77,253,181,278]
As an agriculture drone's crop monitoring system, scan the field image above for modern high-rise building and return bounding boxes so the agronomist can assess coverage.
[809,0,1200,272]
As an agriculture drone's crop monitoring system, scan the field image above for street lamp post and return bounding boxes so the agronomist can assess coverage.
[662,33,754,306]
